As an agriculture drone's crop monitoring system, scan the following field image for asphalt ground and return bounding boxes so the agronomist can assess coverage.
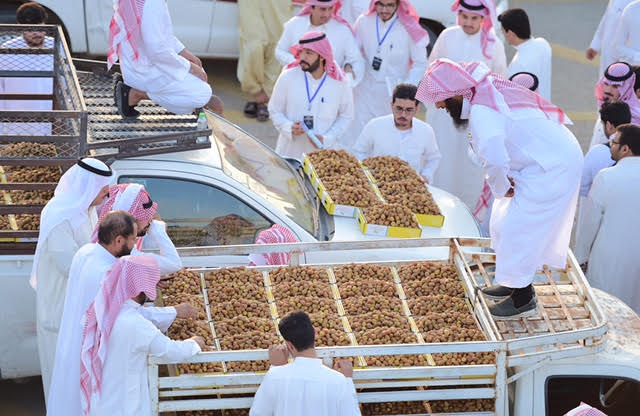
[1,0,608,413]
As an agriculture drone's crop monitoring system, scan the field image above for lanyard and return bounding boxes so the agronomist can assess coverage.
[304,72,328,111]
[376,15,398,52]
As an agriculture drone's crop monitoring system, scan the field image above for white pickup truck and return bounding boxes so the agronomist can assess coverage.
[4,0,510,55]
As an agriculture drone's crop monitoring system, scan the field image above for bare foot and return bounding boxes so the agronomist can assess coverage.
[253,89,269,105]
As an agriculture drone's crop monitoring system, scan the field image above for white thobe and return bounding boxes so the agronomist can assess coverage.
[0,36,53,135]
[580,143,615,197]
[269,66,354,159]
[36,210,97,402]
[352,114,441,182]
[275,15,365,86]
[589,0,636,75]
[506,37,553,100]
[88,300,201,416]
[340,0,370,26]
[589,119,608,149]
[575,157,640,315]
[470,105,583,288]
[346,13,428,150]
[426,26,507,209]
[119,0,211,114]
[613,0,640,65]
[47,220,181,416]
[250,357,360,416]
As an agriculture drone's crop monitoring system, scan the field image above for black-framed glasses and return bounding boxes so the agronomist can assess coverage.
[610,140,622,147]
[375,1,397,10]
[393,105,416,114]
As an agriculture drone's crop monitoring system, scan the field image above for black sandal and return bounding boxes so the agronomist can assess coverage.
[256,104,269,122]
[115,79,140,119]
[243,101,258,118]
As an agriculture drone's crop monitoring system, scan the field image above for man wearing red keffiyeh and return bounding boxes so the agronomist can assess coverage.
[80,256,204,416]
[417,59,583,319]
[108,0,224,118]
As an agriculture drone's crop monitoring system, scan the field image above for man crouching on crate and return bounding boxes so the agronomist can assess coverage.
[250,311,361,415]
[415,59,583,319]
[107,0,223,118]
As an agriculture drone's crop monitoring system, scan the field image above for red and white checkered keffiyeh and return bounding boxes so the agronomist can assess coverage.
[563,403,607,416]
[509,71,539,92]
[364,0,428,42]
[416,59,568,124]
[107,0,146,69]
[248,224,299,266]
[595,61,640,125]
[287,30,345,81]
[91,183,158,243]
[298,0,355,34]
[79,255,160,415]
[452,0,497,60]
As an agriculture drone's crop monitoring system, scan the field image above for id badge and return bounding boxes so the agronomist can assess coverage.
[372,56,382,71]
[303,115,314,131]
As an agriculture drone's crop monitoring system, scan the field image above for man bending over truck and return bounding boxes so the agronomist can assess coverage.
[108,0,224,118]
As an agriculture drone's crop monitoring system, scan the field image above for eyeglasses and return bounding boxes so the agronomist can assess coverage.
[375,1,397,10]
[393,105,416,114]
[610,140,621,146]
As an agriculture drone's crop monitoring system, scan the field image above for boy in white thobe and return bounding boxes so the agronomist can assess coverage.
[276,0,364,87]
[589,62,640,148]
[269,31,354,159]
[426,0,507,209]
[250,312,360,416]
[575,124,640,315]
[32,158,113,401]
[108,0,223,117]
[346,0,428,150]
[586,0,635,76]
[613,0,640,66]
[80,256,204,416]
[353,83,441,183]
[417,59,583,318]
[498,8,552,100]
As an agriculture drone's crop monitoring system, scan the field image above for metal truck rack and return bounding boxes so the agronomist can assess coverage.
[0,24,211,251]
[148,238,608,415]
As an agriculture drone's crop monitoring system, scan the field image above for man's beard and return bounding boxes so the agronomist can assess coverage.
[444,98,469,130]
[394,116,411,128]
[602,94,617,104]
[301,56,322,73]
[115,241,133,257]
[137,227,149,237]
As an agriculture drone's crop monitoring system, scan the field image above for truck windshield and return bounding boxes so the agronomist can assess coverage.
[208,113,318,236]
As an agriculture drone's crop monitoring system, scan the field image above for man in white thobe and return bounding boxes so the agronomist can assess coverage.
[340,0,369,25]
[426,0,507,209]
[80,256,204,416]
[613,0,640,66]
[47,207,185,414]
[586,0,635,76]
[353,83,441,182]
[269,31,354,159]
[250,311,360,416]
[589,61,640,148]
[108,0,223,117]
[0,2,53,136]
[275,0,364,87]
[575,124,640,315]
[498,8,552,100]
[32,158,113,401]
[417,59,583,318]
[346,0,428,150]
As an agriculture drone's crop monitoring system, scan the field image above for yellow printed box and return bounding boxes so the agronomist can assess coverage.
[356,209,423,239]
[415,213,445,228]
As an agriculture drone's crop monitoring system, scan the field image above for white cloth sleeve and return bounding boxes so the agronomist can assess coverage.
[148,333,201,362]
[172,37,185,54]
[476,133,511,198]
[405,35,428,85]
[47,221,80,276]
[613,9,640,63]
[343,31,365,87]
[420,127,442,183]
[249,370,276,416]
[268,74,294,140]
[352,121,375,160]
[322,84,355,147]
[574,174,606,264]
[338,378,361,416]
[589,5,608,52]
[275,22,296,66]
[135,220,182,275]
[141,2,191,81]
[140,306,177,333]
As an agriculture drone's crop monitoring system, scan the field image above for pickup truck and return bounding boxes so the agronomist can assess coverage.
[2,0,510,55]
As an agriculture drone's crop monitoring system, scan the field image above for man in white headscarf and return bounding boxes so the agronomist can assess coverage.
[426,0,507,209]
[32,157,113,401]
[416,59,583,318]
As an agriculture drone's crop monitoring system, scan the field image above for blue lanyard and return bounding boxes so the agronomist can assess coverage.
[304,72,328,111]
[376,15,398,51]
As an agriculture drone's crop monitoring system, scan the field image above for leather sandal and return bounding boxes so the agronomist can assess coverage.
[256,104,269,122]
[115,79,140,119]
[243,101,258,118]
